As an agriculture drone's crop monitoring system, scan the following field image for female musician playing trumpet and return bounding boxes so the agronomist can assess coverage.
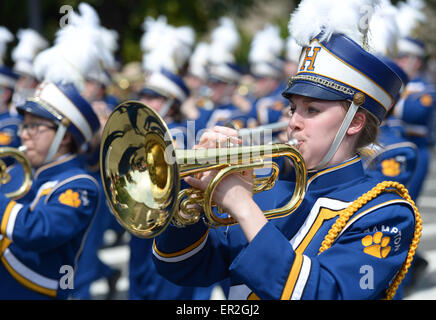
[153,0,421,300]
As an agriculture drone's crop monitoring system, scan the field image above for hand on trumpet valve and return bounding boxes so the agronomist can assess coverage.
[184,168,254,218]
[184,125,253,218]
[196,126,241,149]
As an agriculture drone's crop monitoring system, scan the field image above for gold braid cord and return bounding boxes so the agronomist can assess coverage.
[317,181,423,300]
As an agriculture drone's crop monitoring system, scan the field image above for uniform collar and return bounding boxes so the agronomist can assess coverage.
[306,155,363,191]
[33,153,77,180]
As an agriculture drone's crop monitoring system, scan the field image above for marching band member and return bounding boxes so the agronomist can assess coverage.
[65,3,123,300]
[362,0,418,189]
[392,0,436,202]
[10,28,48,109]
[182,42,211,121]
[0,80,101,299]
[153,0,421,300]
[129,15,217,300]
[248,24,288,127]
[25,2,121,300]
[0,27,20,152]
[198,17,249,130]
[138,68,191,149]
[131,67,214,300]
[203,61,245,129]
[364,56,418,190]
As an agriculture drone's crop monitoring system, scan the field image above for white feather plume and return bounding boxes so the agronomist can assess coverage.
[11,29,48,64]
[140,16,195,74]
[140,16,169,53]
[395,0,426,38]
[286,36,302,63]
[289,0,380,48]
[367,0,400,57]
[0,26,14,65]
[249,24,283,64]
[188,42,210,80]
[33,2,117,90]
[209,17,240,65]
[173,26,195,71]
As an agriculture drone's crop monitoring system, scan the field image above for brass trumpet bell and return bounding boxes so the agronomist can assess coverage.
[100,101,307,238]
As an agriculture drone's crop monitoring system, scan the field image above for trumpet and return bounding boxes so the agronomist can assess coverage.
[100,101,306,238]
[0,146,32,199]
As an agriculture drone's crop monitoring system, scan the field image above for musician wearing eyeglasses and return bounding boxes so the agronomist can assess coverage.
[0,82,101,299]
[152,0,420,300]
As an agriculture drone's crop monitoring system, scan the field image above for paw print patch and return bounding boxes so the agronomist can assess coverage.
[59,189,82,208]
[0,132,12,145]
[362,232,391,259]
[381,158,400,177]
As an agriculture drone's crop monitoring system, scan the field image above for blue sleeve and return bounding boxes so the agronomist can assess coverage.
[0,177,99,252]
[152,180,297,290]
[153,221,232,287]
[400,92,435,126]
[365,145,418,187]
[229,202,415,300]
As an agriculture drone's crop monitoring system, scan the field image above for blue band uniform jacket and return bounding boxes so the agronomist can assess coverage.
[0,154,100,299]
[152,156,416,300]
[394,77,436,200]
[363,120,418,188]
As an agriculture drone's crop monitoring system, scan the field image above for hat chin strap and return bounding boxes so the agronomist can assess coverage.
[159,98,175,119]
[311,93,365,172]
[43,119,69,164]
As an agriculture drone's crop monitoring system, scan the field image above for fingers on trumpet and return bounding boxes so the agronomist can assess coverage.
[197,126,242,149]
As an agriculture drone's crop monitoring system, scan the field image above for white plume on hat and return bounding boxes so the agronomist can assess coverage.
[11,29,48,76]
[173,26,195,71]
[289,0,380,48]
[0,26,14,66]
[33,2,117,91]
[188,42,210,80]
[141,16,195,74]
[209,17,240,65]
[285,36,302,63]
[249,24,283,65]
[395,0,426,39]
[140,16,169,54]
[367,0,400,57]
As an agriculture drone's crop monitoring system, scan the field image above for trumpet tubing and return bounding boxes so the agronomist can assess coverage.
[100,101,307,239]
[0,146,32,199]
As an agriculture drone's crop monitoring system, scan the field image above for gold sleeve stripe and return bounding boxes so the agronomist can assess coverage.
[281,252,303,300]
[153,229,209,258]
[1,201,16,236]
[1,253,57,298]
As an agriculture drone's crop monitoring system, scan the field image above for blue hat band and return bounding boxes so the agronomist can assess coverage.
[284,75,386,122]
[17,82,99,146]
[282,34,403,123]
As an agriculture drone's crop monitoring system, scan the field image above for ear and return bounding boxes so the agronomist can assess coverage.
[347,111,366,136]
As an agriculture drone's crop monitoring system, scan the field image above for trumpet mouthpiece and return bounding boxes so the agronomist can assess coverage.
[18,146,27,152]
[288,138,298,147]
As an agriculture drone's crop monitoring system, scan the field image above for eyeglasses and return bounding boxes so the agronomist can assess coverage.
[18,122,58,137]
